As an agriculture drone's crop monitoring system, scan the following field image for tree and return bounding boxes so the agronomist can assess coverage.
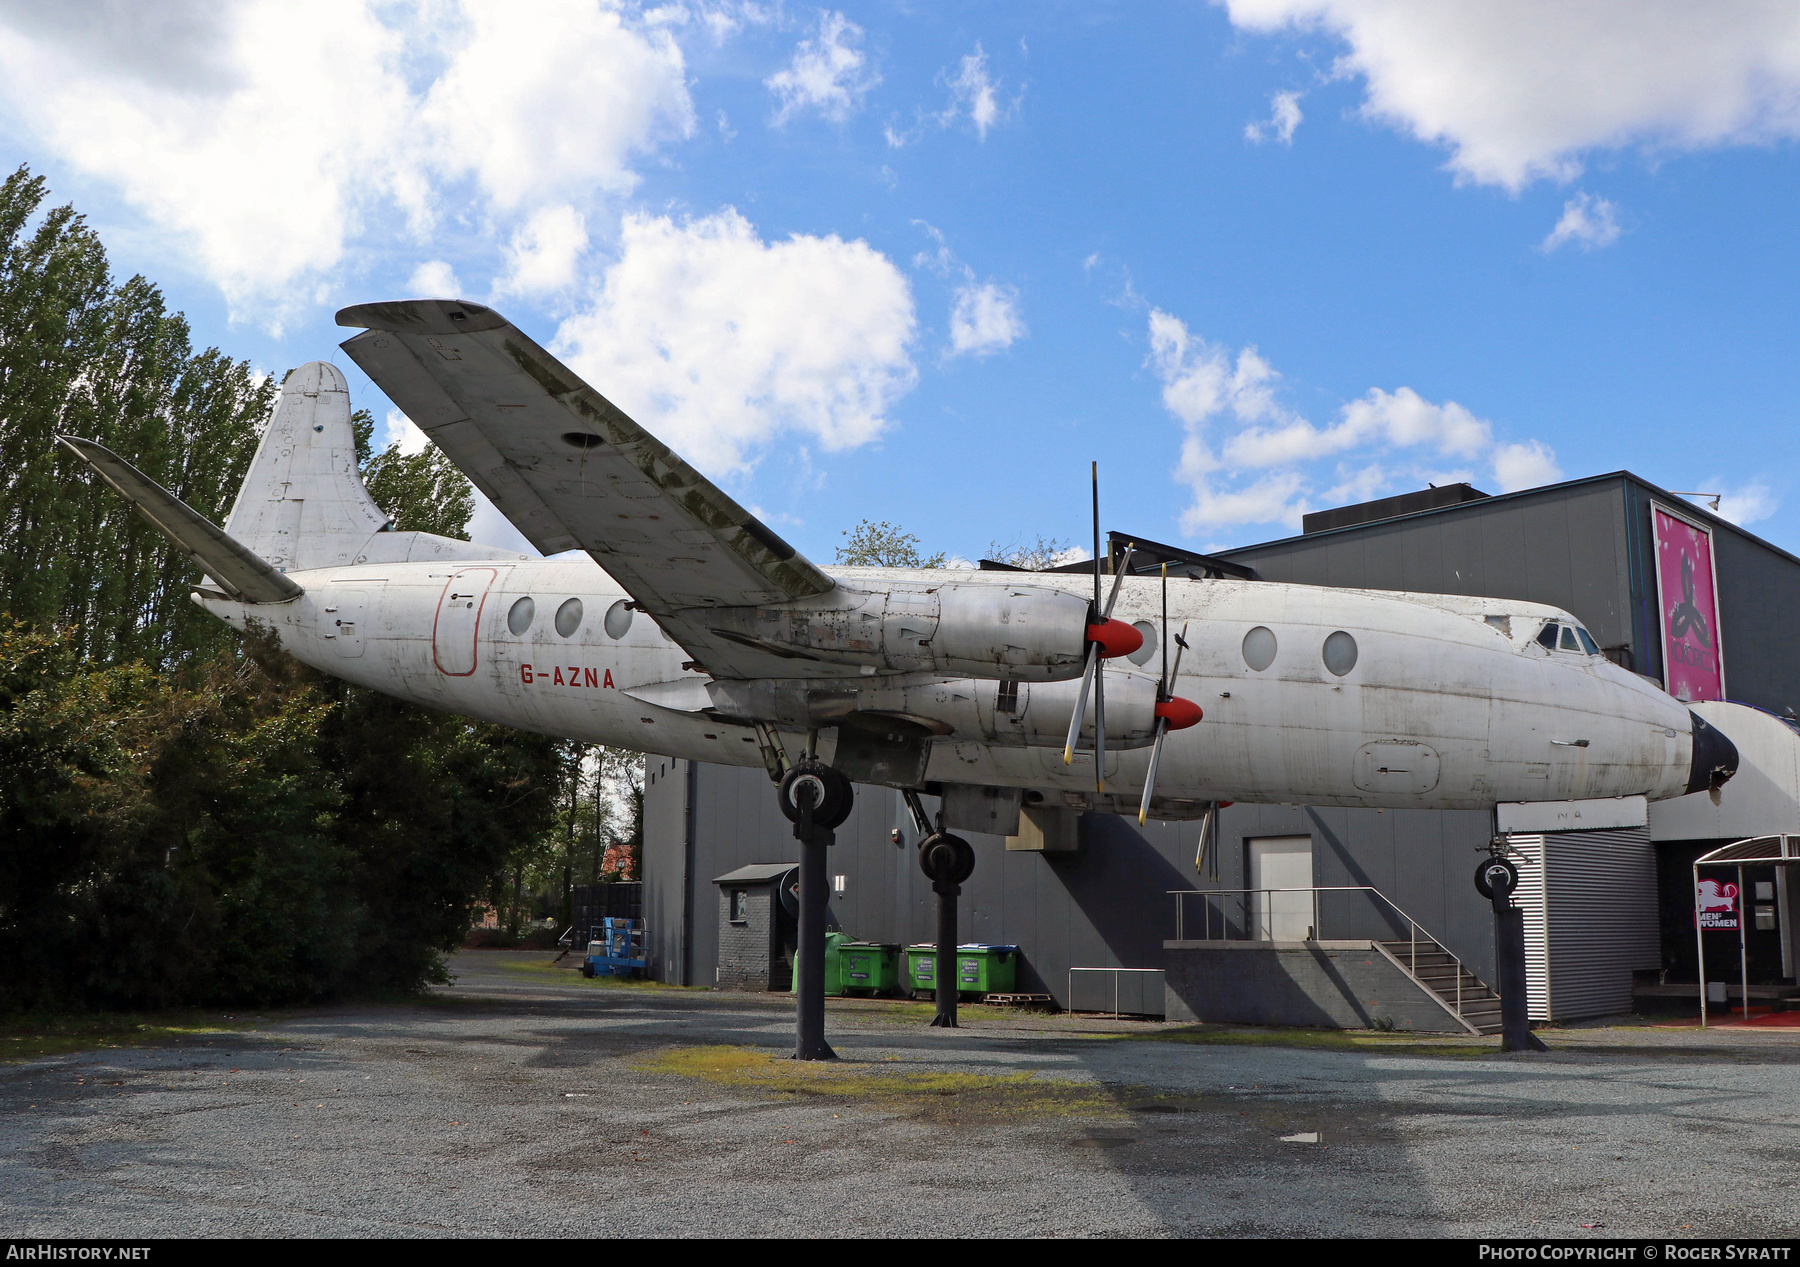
[0,165,574,1009]
[835,518,948,568]
[984,534,1080,571]
[351,408,475,539]
[0,165,273,670]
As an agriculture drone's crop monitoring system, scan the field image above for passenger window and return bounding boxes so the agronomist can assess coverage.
[1537,622,1559,649]
[506,596,534,635]
[1576,628,1601,656]
[1560,626,1581,652]
[555,598,583,638]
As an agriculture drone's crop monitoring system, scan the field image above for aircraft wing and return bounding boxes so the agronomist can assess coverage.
[337,299,852,681]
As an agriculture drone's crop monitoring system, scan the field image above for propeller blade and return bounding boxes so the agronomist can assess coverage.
[1159,563,1169,697]
[1139,620,1199,824]
[1102,544,1134,619]
[1094,646,1107,793]
[1062,645,1099,765]
[1137,717,1169,825]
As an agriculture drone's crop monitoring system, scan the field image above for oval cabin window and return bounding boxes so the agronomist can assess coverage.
[1243,626,1277,672]
[555,598,584,638]
[603,599,634,640]
[1322,630,1358,676]
[1128,621,1158,666]
[506,596,534,635]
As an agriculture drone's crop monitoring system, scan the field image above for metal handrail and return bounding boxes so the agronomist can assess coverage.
[1068,967,1164,1018]
[1168,886,1481,1019]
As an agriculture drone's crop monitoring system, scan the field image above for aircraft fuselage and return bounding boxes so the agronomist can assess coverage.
[197,555,1705,813]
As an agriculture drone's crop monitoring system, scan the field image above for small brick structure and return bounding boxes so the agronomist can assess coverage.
[714,864,798,991]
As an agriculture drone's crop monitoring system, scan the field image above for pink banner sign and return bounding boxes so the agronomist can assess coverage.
[1652,505,1724,703]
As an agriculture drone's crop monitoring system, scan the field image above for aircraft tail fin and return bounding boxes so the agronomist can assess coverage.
[57,436,303,604]
[221,360,525,571]
[222,362,391,572]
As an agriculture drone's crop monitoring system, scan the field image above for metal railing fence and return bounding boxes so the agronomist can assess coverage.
[1067,967,1165,1017]
[1168,886,1474,1021]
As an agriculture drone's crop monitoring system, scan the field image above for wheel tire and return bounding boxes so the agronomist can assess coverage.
[1475,856,1519,900]
[919,832,977,885]
[581,962,595,979]
[778,760,854,830]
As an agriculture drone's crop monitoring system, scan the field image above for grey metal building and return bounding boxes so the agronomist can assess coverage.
[643,472,1800,1020]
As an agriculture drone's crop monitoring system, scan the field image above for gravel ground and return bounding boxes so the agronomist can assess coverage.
[4,949,1799,1238]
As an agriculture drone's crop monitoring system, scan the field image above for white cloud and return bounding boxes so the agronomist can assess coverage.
[381,409,430,457]
[1491,439,1563,492]
[494,204,589,298]
[1245,89,1305,144]
[940,43,1009,139]
[406,259,462,298]
[948,282,1025,358]
[1148,307,1561,532]
[765,10,878,124]
[1710,481,1778,525]
[1541,191,1623,252]
[0,1,694,320]
[1221,0,1800,189]
[553,208,917,475]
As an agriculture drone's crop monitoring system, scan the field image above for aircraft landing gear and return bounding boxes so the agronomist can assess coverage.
[778,759,853,1061]
[917,831,976,1028]
[1478,847,1547,1054]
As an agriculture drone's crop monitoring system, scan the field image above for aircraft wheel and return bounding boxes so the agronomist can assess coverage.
[1474,856,1519,900]
[778,759,854,830]
[918,832,976,886]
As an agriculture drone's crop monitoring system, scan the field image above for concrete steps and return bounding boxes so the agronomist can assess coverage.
[1379,938,1504,1035]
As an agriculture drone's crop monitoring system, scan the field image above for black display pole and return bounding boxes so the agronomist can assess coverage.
[1481,855,1548,1054]
[931,878,959,1028]
[793,791,836,1061]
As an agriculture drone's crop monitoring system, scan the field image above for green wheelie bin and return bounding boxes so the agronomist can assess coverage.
[790,931,852,996]
[839,942,901,995]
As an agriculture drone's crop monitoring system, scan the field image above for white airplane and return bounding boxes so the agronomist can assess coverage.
[59,298,1738,846]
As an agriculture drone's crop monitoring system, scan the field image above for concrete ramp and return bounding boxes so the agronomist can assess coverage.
[1163,940,1491,1034]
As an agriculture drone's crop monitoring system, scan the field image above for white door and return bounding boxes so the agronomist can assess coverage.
[433,568,497,676]
[1249,835,1314,941]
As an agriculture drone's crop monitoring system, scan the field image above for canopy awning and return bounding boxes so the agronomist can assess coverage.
[1695,835,1800,867]
[1694,835,1799,1027]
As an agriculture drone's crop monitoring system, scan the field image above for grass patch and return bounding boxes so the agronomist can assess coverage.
[1132,1024,1496,1059]
[632,1043,1116,1121]
[495,958,697,991]
[0,1011,265,1063]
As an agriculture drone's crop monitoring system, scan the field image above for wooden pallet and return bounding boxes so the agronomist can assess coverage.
[983,992,1054,1007]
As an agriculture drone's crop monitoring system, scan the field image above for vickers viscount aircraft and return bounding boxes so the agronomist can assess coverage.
[59,297,1737,837]
[61,297,1739,1051]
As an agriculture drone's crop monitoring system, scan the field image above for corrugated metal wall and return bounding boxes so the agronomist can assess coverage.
[1509,827,1658,1020]
[1508,834,1553,1019]
[1545,827,1660,1018]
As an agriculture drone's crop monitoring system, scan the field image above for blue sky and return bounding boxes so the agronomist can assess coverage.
[4,2,1798,561]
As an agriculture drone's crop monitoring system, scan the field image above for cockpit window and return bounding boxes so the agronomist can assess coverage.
[1539,620,1601,655]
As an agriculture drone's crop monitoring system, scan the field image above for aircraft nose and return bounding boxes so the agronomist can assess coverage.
[1686,711,1740,796]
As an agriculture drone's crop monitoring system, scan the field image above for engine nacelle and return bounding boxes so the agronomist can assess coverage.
[704,581,1095,682]
[707,668,1167,750]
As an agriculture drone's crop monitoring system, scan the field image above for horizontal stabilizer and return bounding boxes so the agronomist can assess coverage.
[57,436,304,604]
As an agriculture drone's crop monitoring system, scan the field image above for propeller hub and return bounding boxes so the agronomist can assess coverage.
[1086,618,1143,659]
[1155,696,1203,730]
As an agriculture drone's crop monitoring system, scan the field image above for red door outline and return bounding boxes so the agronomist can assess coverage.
[433,568,497,677]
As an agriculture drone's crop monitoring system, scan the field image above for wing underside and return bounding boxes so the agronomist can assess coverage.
[337,299,855,681]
